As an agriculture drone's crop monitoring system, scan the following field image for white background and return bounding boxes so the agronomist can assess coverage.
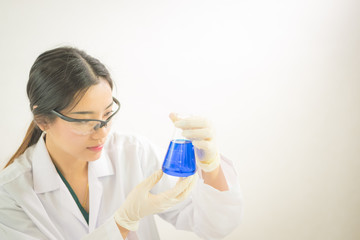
[1,0,360,239]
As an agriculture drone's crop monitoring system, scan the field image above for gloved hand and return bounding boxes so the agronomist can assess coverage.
[114,169,198,231]
[170,113,221,172]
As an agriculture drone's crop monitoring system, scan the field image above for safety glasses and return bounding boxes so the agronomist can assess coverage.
[51,97,120,135]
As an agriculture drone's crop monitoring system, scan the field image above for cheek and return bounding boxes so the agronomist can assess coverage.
[52,123,88,150]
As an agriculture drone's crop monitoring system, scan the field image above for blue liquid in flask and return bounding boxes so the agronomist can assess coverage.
[162,139,196,177]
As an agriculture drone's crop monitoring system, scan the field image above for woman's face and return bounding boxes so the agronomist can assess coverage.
[44,78,114,163]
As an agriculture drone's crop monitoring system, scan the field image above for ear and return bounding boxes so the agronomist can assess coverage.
[34,118,49,132]
[32,106,50,132]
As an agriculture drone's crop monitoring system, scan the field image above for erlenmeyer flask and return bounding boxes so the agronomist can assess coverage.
[162,126,196,177]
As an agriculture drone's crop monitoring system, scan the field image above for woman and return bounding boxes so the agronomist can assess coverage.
[0,47,242,240]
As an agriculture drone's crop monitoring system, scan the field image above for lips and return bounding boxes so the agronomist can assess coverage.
[87,145,104,152]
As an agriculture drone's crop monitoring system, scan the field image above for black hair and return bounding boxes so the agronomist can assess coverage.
[6,46,113,167]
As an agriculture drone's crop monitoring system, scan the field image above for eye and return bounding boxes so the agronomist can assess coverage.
[74,120,90,125]
[104,111,113,118]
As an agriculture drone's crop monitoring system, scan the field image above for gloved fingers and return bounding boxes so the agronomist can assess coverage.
[169,112,181,122]
[148,193,182,212]
[161,174,197,200]
[192,139,216,151]
[171,114,211,130]
[148,174,197,213]
[182,128,213,141]
[140,169,163,190]
[175,173,198,201]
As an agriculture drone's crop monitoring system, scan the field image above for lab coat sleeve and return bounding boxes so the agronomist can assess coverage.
[157,155,243,240]
[0,169,123,240]
[120,134,243,240]
[0,187,122,240]
[81,217,124,240]
[0,189,51,240]
[0,191,124,240]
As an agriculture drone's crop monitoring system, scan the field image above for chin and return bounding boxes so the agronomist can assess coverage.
[85,151,103,162]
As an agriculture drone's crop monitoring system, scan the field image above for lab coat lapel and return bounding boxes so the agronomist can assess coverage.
[32,134,59,194]
[32,134,115,232]
[2,172,64,240]
[32,135,89,228]
[88,151,114,232]
[88,170,103,232]
[58,179,89,227]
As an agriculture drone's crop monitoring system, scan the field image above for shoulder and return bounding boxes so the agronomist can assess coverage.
[0,146,35,188]
[104,131,163,174]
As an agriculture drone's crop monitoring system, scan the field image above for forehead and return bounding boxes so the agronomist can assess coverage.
[68,79,113,112]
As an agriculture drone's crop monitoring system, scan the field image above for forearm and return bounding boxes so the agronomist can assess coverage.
[159,160,242,239]
[201,165,229,191]
[116,223,129,239]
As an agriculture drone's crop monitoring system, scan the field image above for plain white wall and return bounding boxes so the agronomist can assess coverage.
[1,0,360,239]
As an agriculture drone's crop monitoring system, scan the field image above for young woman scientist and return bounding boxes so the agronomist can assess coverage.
[0,47,242,240]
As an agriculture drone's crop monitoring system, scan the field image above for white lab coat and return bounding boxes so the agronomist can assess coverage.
[0,132,242,240]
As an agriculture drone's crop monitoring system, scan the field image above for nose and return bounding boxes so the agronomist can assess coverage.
[94,122,107,131]
[91,123,109,140]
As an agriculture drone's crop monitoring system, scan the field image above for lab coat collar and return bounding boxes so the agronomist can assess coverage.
[88,145,114,231]
[32,134,60,194]
[32,134,114,194]
[88,149,114,178]
[32,134,115,230]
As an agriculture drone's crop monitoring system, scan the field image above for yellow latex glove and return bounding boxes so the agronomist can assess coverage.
[170,113,221,172]
[114,169,197,231]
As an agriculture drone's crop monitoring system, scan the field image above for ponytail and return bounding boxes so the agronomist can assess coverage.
[5,121,43,168]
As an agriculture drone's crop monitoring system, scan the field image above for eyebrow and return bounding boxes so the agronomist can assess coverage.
[70,101,113,115]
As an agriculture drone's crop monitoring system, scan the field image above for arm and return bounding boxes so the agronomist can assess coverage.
[0,186,127,240]
[155,113,242,239]
[157,155,242,240]
[202,165,229,191]
[0,190,54,240]
[116,224,129,239]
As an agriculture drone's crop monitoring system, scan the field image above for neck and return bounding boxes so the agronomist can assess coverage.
[45,135,88,180]
[55,160,88,181]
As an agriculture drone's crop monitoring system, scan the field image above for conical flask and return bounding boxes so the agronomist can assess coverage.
[162,126,196,177]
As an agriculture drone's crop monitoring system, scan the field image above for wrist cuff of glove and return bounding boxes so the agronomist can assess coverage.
[114,210,139,232]
[197,153,221,172]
